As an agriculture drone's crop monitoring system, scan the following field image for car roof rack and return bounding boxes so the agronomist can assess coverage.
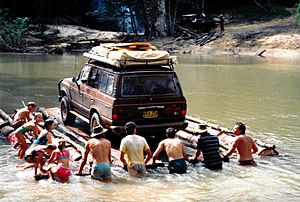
[83,42,176,70]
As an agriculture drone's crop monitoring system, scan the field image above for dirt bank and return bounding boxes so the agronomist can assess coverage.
[150,16,300,58]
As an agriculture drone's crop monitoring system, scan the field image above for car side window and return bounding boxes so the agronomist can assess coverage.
[87,67,100,88]
[106,75,114,95]
[79,65,91,83]
[99,72,114,95]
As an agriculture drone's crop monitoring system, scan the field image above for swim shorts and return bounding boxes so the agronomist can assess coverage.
[91,163,111,180]
[238,159,257,166]
[168,158,187,174]
[128,164,146,176]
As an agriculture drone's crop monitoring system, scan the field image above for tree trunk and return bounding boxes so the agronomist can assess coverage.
[154,0,167,36]
[166,0,178,36]
[141,0,150,35]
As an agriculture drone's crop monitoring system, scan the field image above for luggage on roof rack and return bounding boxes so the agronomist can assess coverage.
[83,42,177,69]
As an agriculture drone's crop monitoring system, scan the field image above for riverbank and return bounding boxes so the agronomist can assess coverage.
[2,13,300,58]
[150,15,300,58]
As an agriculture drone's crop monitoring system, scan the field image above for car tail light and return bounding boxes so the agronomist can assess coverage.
[181,110,186,116]
[112,113,118,121]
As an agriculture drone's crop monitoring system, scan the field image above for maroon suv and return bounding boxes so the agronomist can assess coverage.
[58,47,187,137]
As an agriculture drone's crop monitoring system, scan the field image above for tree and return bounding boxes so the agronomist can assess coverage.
[297,0,300,25]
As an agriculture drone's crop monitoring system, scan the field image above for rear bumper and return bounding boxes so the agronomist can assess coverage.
[110,121,188,136]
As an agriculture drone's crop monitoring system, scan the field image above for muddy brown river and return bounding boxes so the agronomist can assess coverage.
[1,54,300,201]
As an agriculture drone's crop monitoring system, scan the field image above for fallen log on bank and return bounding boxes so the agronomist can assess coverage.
[172,25,223,47]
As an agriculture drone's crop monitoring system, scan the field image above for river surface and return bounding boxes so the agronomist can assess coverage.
[0,54,300,201]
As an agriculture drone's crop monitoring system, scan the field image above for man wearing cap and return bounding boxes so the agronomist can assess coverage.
[224,122,258,166]
[152,127,187,174]
[188,124,223,170]
[13,102,37,126]
[119,122,152,177]
[77,125,112,182]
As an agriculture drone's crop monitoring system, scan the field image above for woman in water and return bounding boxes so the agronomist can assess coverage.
[48,139,71,183]
[14,112,44,159]
[31,119,55,146]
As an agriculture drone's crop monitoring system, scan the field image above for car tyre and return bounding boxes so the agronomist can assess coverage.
[60,96,76,125]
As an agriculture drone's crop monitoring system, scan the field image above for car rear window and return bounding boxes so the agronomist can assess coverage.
[122,75,178,96]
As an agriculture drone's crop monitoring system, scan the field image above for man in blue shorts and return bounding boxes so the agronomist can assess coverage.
[153,127,187,174]
[77,125,112,182]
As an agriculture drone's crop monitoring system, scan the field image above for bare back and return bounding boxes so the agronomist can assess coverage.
[88,138,111,164]
[235,135,258,161]
[161,138,185,161]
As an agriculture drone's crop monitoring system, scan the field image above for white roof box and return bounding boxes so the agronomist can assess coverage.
[83,42,176,68]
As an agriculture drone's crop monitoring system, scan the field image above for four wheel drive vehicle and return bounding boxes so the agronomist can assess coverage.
[58,42,187,137]
[179,14,218,33]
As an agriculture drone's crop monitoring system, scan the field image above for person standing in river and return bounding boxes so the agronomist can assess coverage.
[77,125,112,182]
[188,124,223,170]
[120,122,152,177]
[152,127,187,174]
[224,122,258,166]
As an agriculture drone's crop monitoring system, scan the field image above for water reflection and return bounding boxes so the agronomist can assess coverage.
[1,54,300,201]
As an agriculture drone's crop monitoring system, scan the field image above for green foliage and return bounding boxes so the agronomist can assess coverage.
[0,9,29,50]
[233,3,291,22]
[297,0,300,25]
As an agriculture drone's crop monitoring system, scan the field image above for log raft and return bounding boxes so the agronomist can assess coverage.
[178,115,279,156]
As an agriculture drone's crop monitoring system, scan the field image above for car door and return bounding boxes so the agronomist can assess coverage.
[82,66,101,116]
[69,65,91,114]
[94,70,116,125]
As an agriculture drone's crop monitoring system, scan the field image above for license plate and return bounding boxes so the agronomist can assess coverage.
[143,110,158,118]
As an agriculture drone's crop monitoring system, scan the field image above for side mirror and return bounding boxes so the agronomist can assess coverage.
[72,76,77,83]
[72,76,80,87]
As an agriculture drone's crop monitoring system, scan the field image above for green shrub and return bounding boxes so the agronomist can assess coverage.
[297,1,300,25]
[0,9,29,50]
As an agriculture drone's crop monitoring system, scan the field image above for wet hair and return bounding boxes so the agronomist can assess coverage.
[125,122,136,135]
[46,144,57,150]
[34,112,43,120]
[58,141,66,152]
[235,122,246,134]
[166,127,176,138]
[44,119,54,130]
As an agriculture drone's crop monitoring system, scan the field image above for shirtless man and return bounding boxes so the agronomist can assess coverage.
[120,122,152,177]
[13,102,36,126]
[77,125,112,182]
[224,122,258,166]
[152,127,187,174]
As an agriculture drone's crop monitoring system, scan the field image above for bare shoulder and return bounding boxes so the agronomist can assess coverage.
[103,138,111,145]
[246,135,255,142]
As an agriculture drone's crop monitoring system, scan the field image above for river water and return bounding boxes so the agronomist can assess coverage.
[0,54,300,201]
